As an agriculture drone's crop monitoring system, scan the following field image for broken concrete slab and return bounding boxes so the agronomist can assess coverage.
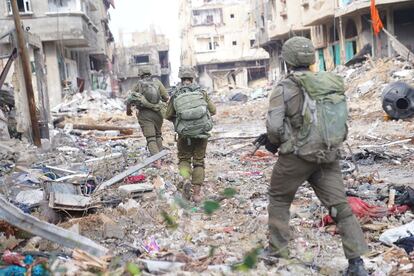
[100,214,124,239]
[49,192,92,211]
[45,182,82,195]
[15,189,44,206]
[0,195,108,257]
[95,150,169,191]
[118,183,153,198]
[137,259,185,273]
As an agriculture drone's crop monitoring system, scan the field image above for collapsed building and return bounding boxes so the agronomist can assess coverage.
[179,0,270,91]
[0,0,116,111]
[252,0,414,79]
[115,29,171,93]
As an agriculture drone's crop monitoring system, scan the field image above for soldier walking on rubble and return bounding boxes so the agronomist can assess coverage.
[126,68,169,161]
[165,66,216,202]
[258,37,369,276]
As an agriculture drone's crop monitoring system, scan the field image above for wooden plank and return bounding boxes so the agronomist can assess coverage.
[0,195,108,257]
[95,150,169,192]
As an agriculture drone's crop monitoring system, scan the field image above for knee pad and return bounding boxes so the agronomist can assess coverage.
[329,203,353,222]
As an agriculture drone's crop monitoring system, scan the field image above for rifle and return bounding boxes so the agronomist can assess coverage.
[252,133,279,155]
[252,133,268,156]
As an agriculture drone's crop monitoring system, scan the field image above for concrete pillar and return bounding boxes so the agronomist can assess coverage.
[235,67,248,87]
[386,7,395,57]
[44,42,62,109]
[77,51,91,91]
[338,17,346,64]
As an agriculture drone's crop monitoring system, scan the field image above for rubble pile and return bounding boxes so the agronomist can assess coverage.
[1,58,414,275]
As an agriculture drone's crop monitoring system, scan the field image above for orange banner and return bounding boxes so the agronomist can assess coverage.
[370,0,384,35]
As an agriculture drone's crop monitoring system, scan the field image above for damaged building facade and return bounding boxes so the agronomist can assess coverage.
[252,0,309,80]
[180,0,269,91]
[0,0,116,111]
[115,29,171,92]
[253,0,414,77]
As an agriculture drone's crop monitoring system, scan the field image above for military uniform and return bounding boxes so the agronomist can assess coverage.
[127,76,169,155]
[165,84,216,186]
[265,37,369,273]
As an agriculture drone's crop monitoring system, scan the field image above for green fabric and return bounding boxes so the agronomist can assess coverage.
[173,86,213,139]
[177,136,207,185]
[138,109,163,155]
[292,71,348,163]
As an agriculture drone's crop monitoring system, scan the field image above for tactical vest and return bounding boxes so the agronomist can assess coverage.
[173,85,213,139]
[283,71,348,163]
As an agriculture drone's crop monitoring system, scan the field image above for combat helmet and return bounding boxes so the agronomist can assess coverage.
[178,66,196,79]
[281,37,315,67]
[138,67,152,76]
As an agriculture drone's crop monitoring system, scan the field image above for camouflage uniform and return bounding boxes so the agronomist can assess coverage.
[165,83,216,186]
[127,75,169,155]
[266,37,369,261]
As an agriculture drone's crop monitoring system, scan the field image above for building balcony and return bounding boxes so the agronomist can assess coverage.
[335,0,413,17]
[7,12,99,48]
[302,0,335,26]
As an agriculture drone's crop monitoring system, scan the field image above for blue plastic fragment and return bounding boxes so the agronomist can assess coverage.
[24,255,34,265]
[0,265,27,276]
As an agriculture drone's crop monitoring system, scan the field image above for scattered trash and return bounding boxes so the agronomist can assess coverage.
[379,221,414,246]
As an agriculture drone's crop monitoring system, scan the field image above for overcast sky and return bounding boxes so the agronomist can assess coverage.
[109,0,181,83]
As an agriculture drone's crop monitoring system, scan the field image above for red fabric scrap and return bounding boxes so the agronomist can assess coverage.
[2,250,25,266]
[124,174,146,184]
[321,197,389,226]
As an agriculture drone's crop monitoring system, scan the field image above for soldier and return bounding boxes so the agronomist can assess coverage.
[260,37,369,276]
[126,68,169,159]
[165,66,216,202]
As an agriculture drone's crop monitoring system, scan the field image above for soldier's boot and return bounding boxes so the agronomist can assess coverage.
[177,162,192,194]
[344,258,368,276]
[183,181,192,201]
[191,165,204,203]
[191,185,202,203]
[156,137,164,151]
[147,136,160,156]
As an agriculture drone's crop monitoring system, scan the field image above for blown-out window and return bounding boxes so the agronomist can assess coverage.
[7,0,32,14]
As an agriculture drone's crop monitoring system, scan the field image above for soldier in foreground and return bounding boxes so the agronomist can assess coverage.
[126,68,169,161]
[260,37,369,276]
[165,66,216,202]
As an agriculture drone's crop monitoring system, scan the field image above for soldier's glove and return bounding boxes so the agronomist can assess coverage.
[265,142,279,154]
[254,133,278,154]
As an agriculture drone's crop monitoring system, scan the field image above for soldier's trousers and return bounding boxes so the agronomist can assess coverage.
[177,136,208,185]
[268,154,369,259]
[137,109,163,155]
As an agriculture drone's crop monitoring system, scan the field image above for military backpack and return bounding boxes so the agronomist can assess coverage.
[139,79,160,104]
[173,85,213,139]
[291,71,348,163]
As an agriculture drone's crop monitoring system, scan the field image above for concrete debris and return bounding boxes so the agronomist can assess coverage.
[95,150,169,191]
[0,195,108,257]
[0,58,413,274]
[15,189,43,206]
[118,183,154,199]
[118,199,140,211]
